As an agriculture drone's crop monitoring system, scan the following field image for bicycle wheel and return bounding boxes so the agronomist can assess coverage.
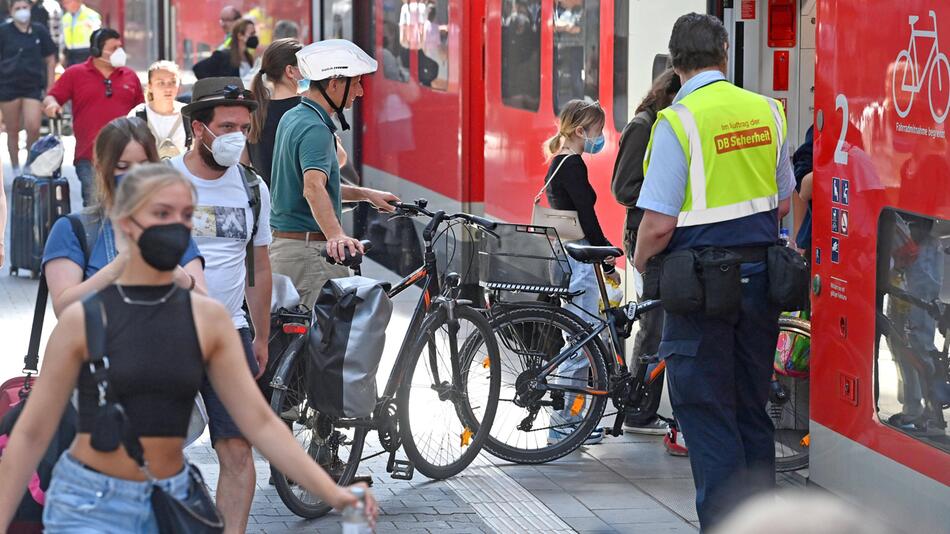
[269,347,368,518]
[398,304,501,480]
[769,316,811,472]
[468,304,610,464]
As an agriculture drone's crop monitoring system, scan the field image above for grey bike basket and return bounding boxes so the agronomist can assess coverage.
[307,276,393,418]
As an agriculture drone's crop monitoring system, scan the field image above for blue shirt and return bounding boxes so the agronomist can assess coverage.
[636,71,796,218]
[42,216,202,279]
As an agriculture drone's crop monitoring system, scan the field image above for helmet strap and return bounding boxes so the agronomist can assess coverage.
[317,78,352,131]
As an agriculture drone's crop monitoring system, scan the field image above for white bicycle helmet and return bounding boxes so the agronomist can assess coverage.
[297,39,377,130]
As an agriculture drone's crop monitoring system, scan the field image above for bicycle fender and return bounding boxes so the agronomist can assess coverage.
[269,334,309,391]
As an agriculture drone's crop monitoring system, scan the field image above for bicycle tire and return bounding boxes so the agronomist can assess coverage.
[398,304,501,480]
[269,345,368,518]
[770,316,811,473]
[469,304,610,464]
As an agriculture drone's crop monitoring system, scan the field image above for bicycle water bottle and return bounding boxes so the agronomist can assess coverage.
[342,487,371,534]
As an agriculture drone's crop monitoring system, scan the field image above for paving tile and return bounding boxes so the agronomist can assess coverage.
[594,506,685,524]
[532,491,597,518]
[562,515,616,533]
[611,521,699,533]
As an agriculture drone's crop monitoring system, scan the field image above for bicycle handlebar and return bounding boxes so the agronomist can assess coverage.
[391,200,498,232]
[321,240,374,268]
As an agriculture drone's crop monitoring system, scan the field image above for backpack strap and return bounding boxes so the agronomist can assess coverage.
[239,164,262,287]
[66,211,101,269]
[135,107,147,122]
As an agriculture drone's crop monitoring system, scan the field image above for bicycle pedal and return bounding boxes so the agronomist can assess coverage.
[390,460,414,480]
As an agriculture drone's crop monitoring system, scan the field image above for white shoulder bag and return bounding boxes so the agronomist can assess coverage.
[531,153,585,241]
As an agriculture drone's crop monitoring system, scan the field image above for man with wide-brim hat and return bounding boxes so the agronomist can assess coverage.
[173,76,272,534]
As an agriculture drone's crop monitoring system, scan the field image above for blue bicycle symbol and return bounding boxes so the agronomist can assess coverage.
[893,10,950,123]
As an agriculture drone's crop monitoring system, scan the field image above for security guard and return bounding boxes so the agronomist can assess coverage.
[632,13,795,531]
[61,0,100,66]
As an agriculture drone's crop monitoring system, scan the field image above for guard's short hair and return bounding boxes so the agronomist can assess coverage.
[669,13,729,73]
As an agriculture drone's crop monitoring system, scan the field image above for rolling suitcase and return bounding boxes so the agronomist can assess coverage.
[9,123,68,279]
[8,175,70,279]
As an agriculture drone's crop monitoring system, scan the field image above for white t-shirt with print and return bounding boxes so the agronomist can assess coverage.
[171,156,273,329]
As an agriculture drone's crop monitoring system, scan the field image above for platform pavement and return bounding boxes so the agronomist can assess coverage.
[1,135,804,533]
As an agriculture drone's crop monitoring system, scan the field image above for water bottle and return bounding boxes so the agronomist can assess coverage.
[342,487,371,534]
[779,228,790,246]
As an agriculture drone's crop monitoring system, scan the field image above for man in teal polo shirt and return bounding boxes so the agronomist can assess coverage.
[270,39,398,305]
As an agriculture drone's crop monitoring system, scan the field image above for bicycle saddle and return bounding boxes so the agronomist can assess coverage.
[564,243,623,263]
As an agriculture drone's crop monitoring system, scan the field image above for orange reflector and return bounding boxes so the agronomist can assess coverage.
[460,427,473,447]
[569,395,585,417]
[282,323,308,335]
[482,357,491,369]
[801,433,810,448]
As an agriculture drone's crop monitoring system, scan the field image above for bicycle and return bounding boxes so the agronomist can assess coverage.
[893,9,950,123]
[468,230,815,468]
[768,314,811,472]
[266,200,502,519]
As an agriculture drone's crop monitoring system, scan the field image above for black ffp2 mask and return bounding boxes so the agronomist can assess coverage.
[246,35,259,49]
[131,219,191,271]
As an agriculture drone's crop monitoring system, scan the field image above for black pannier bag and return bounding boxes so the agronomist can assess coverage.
[308,276,393,418]
[767,245,810,311]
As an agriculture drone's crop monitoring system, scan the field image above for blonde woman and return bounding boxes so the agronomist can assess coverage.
[128,61,189,159]
[0,164,375,533]
[541,99,617,445]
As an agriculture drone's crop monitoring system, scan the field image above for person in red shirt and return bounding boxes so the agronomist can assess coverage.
[42,27,143,206]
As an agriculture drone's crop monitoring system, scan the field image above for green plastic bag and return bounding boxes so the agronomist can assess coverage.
[774,311,810,378]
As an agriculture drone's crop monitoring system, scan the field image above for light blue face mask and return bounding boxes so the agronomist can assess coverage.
[584,132,606,154]
[114,173,126,186]
[298,78,311,94]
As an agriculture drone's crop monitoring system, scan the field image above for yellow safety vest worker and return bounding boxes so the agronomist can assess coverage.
[644,81,787,227]
[63,4,101,51]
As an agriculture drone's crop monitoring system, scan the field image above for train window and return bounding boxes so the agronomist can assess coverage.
[553,0,600,114]
[876,209,950,452]
[613,0,629,130]
[417,0,450,90]
[382,0,410,82]
[502,0,541,111]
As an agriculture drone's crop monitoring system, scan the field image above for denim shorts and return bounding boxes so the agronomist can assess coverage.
[200,327,259,444]
[42,453,190,534]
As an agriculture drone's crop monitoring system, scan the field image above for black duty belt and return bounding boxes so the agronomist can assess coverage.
[725,246,770,263]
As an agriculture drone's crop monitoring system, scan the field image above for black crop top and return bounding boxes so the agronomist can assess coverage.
[544,154,612,247]
[77,285,204,438]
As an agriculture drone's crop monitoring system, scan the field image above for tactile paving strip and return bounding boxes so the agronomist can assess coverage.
[447,456,575,533]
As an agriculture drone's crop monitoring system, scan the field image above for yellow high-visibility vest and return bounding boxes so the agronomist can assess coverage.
[63,5,101,51]
[645,81,786,227]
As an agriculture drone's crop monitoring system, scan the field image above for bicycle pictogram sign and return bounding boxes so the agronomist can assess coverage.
[893,10,950,124]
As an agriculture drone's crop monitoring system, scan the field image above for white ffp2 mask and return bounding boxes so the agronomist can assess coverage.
[109,47,127,68]
[204,129,246,168]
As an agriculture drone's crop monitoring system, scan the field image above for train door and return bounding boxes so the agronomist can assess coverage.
[808,1,950,531]
[719,0,815,236]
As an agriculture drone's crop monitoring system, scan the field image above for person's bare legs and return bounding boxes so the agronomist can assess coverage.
[214,437,256,534]
[21,98,42,150]
[0,99,22,168]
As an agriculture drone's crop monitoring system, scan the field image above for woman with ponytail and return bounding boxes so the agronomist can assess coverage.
[540,99,617,446]
[247,38,303,186]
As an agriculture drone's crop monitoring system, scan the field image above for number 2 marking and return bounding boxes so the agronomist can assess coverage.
[834,94,850,166]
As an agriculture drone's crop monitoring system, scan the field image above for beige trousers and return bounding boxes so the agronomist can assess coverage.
[269,237,350,307]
